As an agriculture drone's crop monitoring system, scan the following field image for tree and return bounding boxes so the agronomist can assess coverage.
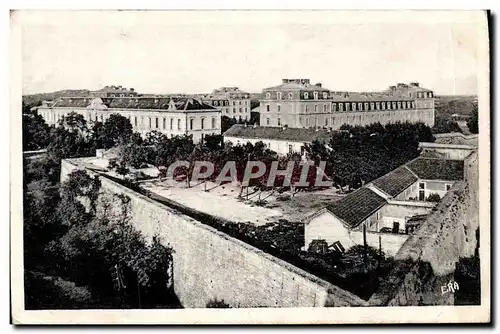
[98,114,134,149]
[22,113,51,151]
[467,104,479,134]
[432,117,463,134]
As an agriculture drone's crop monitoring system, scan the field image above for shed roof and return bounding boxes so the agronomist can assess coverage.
[406,158,464,181]
[325,187,387,228]
[371,166,418,197]
[223,124,334,143]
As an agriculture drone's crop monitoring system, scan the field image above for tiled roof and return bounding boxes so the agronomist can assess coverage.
[223,124,334,143]
[371,166,418,197]
[329,92,414,102]
[406,158,464,181]
[264,82,330,92]
[326,187,387,228]
[50,97,216,111]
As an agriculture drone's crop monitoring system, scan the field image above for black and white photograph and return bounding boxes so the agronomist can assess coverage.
[10,9,490,324]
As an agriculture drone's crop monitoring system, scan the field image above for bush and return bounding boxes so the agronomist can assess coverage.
[426,193,441,202]
[206,299,230,308]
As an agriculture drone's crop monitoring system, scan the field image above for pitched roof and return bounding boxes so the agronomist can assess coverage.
[371,166,418,197]
[406,158,464,181]
[49,97,216,111]
[326,187,387,228]
[263,82,330,92]
[223,124,334,143]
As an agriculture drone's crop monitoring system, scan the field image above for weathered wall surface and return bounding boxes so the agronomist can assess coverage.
[61,159,367,308]
[369,151,479,306]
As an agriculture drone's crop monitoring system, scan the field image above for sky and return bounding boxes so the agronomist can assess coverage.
[17,11,485,96]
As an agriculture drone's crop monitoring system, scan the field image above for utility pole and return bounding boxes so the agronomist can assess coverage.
[363,223,368,273]
[246,152,250,201]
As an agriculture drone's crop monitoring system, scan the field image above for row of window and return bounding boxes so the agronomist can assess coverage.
[265,91,434,100]
[40,110,218,131]
[265,100,416,113]
[263,110,433,127]
[219,107,249,114]
[131,115,217,131]
[212,100,249,107]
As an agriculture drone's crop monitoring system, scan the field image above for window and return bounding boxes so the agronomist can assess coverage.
[323,92,328,99]
[370,102,374,110]
[376,102,380,110]
[233,108,236,113]
[177,119,181,130]
[313,92,318,100]
[364,103,369,110]
[266,93,271,99]
[446,184,452,191]
[314,105,318,112]
[352,103,356,111]
[332,103,337,112]
[163,118,166,129]
[288,145,293,154]
[212,117,216,129]
[306,118,309,127]
[201,118,205,130]
[190,118,194,130]
[277,92,282,100]
[339,103,344,111]
[148,117,152,128]
[305,105,309,113]
[214,101,218,106]
[170,118,173,129]
[288,92,293,99]
[324,104,328,112]
[397,101,401,109]
[277,105,281,112]
[325,118,328,126]
[266,118,270,125]
[277,118,281,126]
[134,116,138,126]
[304,92,309,99]
[382,102,386,109]
[266,105,270,112]
[155,117,159,129]
[392,102,397,109]
[239,108,242,113]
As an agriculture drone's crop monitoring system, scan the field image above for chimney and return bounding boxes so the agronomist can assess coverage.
[282,79,289,84]
[316,83,322,88]
[389,86,396,91]
[410,82,420,87]
[130,88,135,92]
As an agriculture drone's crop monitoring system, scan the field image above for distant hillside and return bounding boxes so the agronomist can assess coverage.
[435,95,478,120]
[23,89,91,111]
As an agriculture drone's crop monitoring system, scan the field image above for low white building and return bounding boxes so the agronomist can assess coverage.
[35,96,221,142]
[223,124,336,155]
[304,156,466,256]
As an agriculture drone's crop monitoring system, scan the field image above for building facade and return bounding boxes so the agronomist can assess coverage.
[36,96,221,142]
[223,124,335,156]
[200,87,251,121]
[259,79,435,129]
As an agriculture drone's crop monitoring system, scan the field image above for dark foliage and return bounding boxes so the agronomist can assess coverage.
[467,104,479,134]
[432,117,463,134]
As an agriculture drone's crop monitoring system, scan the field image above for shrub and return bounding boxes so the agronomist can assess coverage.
[206,299,230,308]
[426,193,441,202]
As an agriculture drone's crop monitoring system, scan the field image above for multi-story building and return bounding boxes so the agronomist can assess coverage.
[259,79,435,129]
[200,87,251,121]
[35,95,221,142]
[89,85,139,98]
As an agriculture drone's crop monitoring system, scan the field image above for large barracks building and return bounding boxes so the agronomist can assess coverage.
[258,79,435,129]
